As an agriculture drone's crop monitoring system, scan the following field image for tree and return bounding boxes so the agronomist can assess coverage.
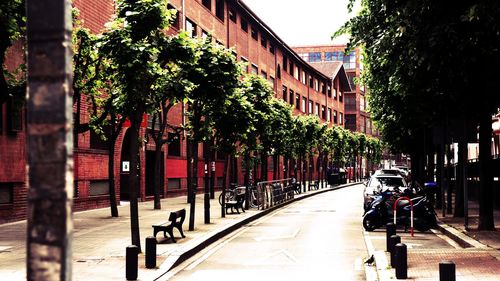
[147,33,196,210]
[183,37,242,228]
[339,0,500,228]
[99,0,175,251]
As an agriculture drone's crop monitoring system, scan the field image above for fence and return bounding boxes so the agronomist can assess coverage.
[256,178,295,210]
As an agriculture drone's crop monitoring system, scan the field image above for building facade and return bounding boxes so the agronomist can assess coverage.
[0,0,350,223]
[293,45,378,137]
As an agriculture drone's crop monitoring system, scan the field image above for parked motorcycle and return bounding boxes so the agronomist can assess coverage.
[362,187,437,232]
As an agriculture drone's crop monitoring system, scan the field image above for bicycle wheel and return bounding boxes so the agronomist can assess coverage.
[219,190,235,205]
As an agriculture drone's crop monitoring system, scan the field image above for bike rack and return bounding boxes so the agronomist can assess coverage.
[393,196,414,237]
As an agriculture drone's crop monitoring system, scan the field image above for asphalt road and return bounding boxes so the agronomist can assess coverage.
[167,184,369,281]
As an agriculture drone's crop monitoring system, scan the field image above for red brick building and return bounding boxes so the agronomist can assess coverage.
[0,0,350,223]
[293,45,378,136]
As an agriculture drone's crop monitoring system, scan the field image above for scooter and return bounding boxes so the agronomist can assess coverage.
[362,188,436,232]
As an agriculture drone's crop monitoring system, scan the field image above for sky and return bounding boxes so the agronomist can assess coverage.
[240,0,361,47]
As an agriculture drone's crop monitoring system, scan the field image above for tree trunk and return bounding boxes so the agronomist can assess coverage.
[204,141,210,224]
[221,155,230,217]
[129,110,143,251]
[26,1,74,277]
[244,152,250,210]
[108,118,119,217]
[153,140,163,209]
[478,112,495,230]
[301,155,307,192]
[186,137,192,204]
[436,137,444,211]
[189,139,198,231]
[273,155,278,180]
[454,136,466,218]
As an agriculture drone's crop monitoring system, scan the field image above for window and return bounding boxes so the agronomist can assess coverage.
[260,70,267,79]
[321,106,326,119]
[282,86,288,102]
[333,88,337,99]
[89,180,109,196]
[269,76,275,89]
[315,103,320,116]
[289,61,294,75]
[345,114,356,131]
[339,112,344,125]
[269,45,275,54]
[251,64,258,75]
[241,18,248,32]
[241,56,249,72]
[339,91,343,102]
[299,53,309,61]
[327,85,332,97]
[283,56,288,72]
[168,132,181,156]
[229,8,236,22]
[327,108,332,122]
[309,52,321,62]
[343,51,356,69]
[360,96,366,112]
[261,36,267,48]
[301,71,306,84]
[168,178,181,190]
[345,95,356,111]
[334,110,338,124]
[201,29,209,39]
[168,5,180,29]
[202,0,211,10]
[276,65,281,79]
[348,73,356,90]
[251,27,258,40]
[289,90,294,106]
[321,83,326,94]
[295,94,300,110]
[315,80,319,92]
[302,97,307,112]
[325,51,343,61]
[308,100,313,114]
[0,183,13,204]
[215,0,224,21]
[294,65,299,80]
[185,18,197,38]
[309,76,313,88]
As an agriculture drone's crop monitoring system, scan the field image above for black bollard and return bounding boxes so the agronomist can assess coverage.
[395,243,407,279]
[439,261,456,281]
[126,245,139,280]
[389,235,401,268]
[386,223,396,252]
[145,236,157,269]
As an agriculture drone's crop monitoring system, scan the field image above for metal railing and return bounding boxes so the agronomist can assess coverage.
[256,178,295,210]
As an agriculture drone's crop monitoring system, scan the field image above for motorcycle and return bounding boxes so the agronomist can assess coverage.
[362,186,437,232]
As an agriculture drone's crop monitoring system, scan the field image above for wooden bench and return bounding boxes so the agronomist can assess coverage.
[226,188,245,214]
[309,181,318,190]
[152,209,186,243]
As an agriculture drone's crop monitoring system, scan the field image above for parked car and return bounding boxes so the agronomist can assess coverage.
[363,173,408,212]
[373,168,406,177]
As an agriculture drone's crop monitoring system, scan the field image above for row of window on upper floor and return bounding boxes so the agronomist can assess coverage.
[281,86,344,125]
[173,2,335,97]
[298,51,357,69]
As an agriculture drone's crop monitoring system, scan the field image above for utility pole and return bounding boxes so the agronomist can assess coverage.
[26,1,73,280]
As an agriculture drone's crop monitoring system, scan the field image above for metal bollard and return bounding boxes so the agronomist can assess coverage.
[386,223,396,252]
[439,261,456,281]
[145,236,157,269]
[126,245,139,280]
[389,234,401,267]
[395,243,407,279]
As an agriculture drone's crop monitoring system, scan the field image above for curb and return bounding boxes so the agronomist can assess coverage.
[154,182,359,279]
[435,222,490,249]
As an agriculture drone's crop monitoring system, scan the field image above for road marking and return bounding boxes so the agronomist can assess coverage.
[254,229,300,241]
[248,249,298,265]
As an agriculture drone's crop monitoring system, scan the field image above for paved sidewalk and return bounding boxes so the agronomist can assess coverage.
[0,183,346,281]
[370,199,500,280]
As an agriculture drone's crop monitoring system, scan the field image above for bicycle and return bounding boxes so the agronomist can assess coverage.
[248,184,263,209]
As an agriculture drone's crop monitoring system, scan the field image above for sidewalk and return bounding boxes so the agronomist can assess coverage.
[0,183,347,281]
[370,199,500,281]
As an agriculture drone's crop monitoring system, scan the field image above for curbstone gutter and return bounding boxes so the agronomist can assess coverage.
[435,221,490,249]
[154,182,360,280]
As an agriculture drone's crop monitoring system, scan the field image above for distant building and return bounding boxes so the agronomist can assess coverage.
[292,45,378,137]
